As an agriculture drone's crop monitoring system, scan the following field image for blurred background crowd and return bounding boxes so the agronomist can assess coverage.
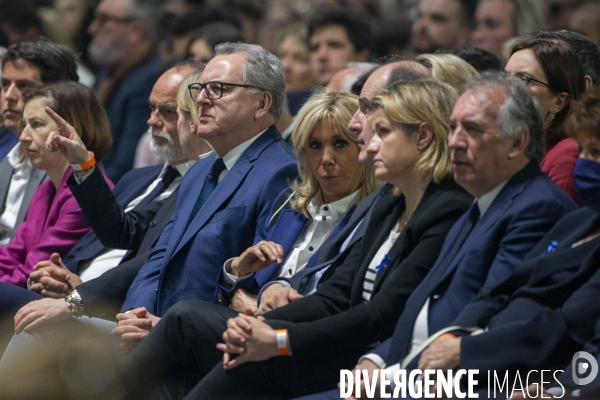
[1,0,599,183]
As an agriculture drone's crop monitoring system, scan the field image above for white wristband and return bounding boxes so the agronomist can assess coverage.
[276,329,289,356]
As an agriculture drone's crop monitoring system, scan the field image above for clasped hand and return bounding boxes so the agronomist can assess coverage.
[112,307,161,351]
[29,252,82,298]
[216,311,279,369]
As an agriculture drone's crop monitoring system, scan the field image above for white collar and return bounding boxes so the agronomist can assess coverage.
[307,190,359,223]
[6,143,31,170]
[221,128,267,171]
[476,180,508,217]
[164,159,195,177]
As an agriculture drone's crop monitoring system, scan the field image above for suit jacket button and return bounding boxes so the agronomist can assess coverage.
[149,220,157,227]
[217,294,224,304]
[432,294,440,299]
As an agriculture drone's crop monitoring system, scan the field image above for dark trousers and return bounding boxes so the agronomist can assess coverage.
[124,300,365,400]
[184,342,363,399]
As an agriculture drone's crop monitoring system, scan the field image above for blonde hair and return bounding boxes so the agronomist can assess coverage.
[372,79,458,191]
[416,53,480,94]
[290,89,377,216]
[176,68,204,124]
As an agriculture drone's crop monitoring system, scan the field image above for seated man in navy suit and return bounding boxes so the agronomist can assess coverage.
[0,61,208,315]
[286,72,577,399]
[0,42,297,371]
[366,78,600,400]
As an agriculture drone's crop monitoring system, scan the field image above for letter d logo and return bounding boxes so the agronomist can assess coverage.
[572,351,598,386]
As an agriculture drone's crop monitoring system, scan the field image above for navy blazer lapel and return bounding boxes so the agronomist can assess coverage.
[256,209,309,287]
[167,153,215,250]
[321,184,392,262]
[175,156,251,255]
[266,209,308,249]
[123,166,164,208]
[435,162,539,285]
[173,127,281,257]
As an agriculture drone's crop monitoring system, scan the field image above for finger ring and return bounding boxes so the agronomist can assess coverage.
[59,120,68,129]
[28,307,32,312]
[41,316,46,323]
[258,243,264,249]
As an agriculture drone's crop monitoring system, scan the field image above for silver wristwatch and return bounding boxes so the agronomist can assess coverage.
[65,289,85,317]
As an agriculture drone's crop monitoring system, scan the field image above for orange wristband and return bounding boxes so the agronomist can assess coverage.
[438,333,457,340]
[72,152,96,171]
[276,329,289,356]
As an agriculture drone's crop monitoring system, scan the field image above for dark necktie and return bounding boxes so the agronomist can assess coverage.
[138,165,180,207]
[189,158,226,222]
[387,202,480,364]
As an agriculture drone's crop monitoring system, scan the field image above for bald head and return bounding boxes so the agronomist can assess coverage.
[386,61,432,87]
[326,64,375,93]
[349,61,432,166]
[148,65,200,164]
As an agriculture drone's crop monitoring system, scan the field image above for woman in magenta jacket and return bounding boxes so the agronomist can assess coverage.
[0,81,113,286]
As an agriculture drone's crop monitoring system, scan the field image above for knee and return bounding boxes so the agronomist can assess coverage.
[162,300,202,325]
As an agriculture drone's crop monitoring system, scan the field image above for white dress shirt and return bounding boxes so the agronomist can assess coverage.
[221,190,359,288]
[0,144,33,245]
[78,158,203,281]
[217,129,267,183]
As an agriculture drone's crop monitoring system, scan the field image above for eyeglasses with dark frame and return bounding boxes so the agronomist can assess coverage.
[188,81,265,101]
[92,12,136,26]
[512,72,559,92]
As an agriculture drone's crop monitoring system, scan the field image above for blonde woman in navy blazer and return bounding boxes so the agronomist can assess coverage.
[218,89,377,311]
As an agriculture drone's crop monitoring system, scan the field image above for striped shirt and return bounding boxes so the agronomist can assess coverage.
[362,221,401,302]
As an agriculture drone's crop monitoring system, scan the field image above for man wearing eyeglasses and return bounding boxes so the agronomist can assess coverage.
[88,0,165,182]
[107,42,297,349]
[0,44,296,391]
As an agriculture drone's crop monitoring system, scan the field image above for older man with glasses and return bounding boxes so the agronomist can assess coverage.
[0,43,297,397]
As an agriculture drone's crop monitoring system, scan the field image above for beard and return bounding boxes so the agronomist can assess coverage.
[149,129,185,162]
[88,39,126,68]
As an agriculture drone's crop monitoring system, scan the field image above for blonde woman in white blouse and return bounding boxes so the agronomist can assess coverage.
[219,88,377,313]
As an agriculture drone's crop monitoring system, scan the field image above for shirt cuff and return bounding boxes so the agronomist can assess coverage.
[73,167,94,184]
[221,258,254,288]
[359,353,387,368]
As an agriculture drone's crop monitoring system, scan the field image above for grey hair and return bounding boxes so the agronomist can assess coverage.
[129,0,165,46]
[466,72,545,163]
[215,42,285,122]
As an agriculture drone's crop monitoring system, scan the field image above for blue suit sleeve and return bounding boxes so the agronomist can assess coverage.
[215,162,297,303]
